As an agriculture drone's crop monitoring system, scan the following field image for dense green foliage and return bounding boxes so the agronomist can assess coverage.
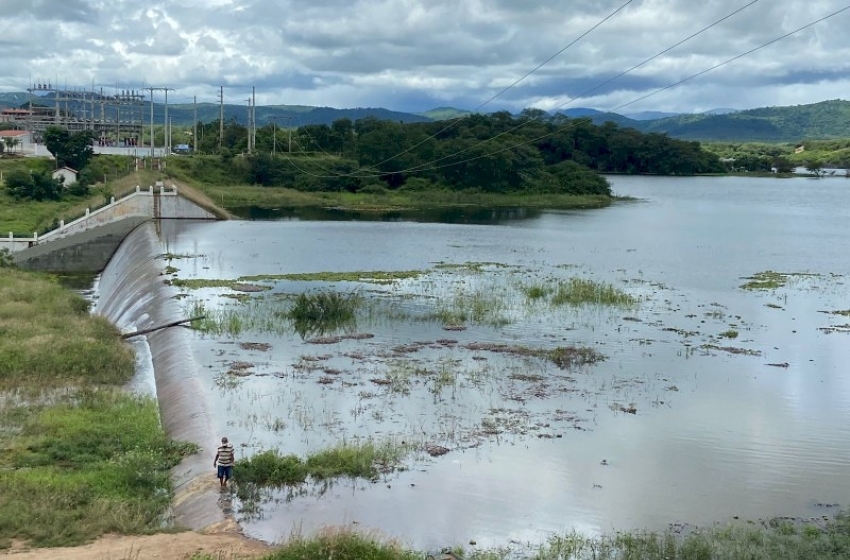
[183,112,723,194]
[703,140,850,172]
[3,168,63,200]
[42,126,95,172]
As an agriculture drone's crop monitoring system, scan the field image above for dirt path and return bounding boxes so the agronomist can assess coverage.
[1,527,270,560]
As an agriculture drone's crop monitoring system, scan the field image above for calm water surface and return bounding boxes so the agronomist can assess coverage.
[153,175,850,549]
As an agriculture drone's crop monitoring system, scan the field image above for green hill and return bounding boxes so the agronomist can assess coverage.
[418,107,472,120]
[638,100,850,142]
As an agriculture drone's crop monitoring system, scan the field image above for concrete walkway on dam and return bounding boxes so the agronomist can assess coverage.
[3,184,219,272]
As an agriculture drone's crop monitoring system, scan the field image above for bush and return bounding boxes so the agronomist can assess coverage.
[3,169,63,201]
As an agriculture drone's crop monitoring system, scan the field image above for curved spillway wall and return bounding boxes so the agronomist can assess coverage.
[95,222,224,530]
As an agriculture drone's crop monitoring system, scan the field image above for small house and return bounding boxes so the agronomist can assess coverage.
[52,167,79,186]
[0,129,32,151]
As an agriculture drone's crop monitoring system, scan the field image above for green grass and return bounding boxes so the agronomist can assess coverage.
[739,271,820,291]
[186,511,850,560]
[719,330,739,339]
[551,277,637,308]
[0,157,141,234]
[0,268,196,548]
[235,440,412,488]
[0,269,134,390]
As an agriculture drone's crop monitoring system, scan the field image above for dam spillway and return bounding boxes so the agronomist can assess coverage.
[94,221,224,530]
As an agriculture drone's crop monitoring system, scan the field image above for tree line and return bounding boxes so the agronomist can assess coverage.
[189,110,725,195]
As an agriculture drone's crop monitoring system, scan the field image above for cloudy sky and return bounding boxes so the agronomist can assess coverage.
[1,0,849,114]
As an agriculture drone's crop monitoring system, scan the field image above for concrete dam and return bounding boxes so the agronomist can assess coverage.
[7,188,228,530]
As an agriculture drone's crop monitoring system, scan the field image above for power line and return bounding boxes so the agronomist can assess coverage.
[364,0,638,170]
[288,3,850,180]
[389,0,764,176]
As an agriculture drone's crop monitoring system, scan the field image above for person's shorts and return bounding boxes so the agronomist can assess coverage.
[217,465,233,479]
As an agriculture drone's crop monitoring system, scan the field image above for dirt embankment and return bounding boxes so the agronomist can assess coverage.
[1,529,270,560]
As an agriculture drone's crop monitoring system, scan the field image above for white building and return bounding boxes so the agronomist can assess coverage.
[0,129,32,152]
[52,167,79,186]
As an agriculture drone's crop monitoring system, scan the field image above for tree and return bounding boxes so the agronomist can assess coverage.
[43,127,95,171]
[2,137,19,153]
[805,160,824,177]
[4,168,62,201]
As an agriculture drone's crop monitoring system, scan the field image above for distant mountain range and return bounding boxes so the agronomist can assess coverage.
[2,91,849,143]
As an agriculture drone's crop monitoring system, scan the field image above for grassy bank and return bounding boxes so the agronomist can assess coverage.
[0,268,196,548]
[185,512,850,560]
[174,181,613,212]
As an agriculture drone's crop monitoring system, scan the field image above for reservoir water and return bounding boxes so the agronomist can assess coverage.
[141,175,850,549]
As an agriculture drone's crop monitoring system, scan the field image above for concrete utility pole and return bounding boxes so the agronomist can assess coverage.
[146,86,174,157]
[246,99,250,153]
[252,86,256,154]
[163,87,175,155]
[193,95,197,153]
[218,86,224,153]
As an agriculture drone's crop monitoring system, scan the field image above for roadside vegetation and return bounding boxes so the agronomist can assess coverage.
[0,267,196,548]
[0,155,145,234]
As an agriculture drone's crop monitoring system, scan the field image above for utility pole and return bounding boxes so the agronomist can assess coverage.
[163,87,174,155]
[218,86,224,153]
[252,86,256,155]
[193,95,197,154]
[146,86,173,157]
[246,97,252,154]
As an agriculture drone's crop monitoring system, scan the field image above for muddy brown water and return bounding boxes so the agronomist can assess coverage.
[98,175,850,549]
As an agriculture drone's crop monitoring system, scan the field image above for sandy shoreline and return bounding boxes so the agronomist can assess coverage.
[0,525,271,560]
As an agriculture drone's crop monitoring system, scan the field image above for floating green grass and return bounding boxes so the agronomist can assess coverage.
[740,271,821,291]
[241,270,426,284]
[551,277,637,308]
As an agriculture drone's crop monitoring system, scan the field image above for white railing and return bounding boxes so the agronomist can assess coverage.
[0,184,178,253]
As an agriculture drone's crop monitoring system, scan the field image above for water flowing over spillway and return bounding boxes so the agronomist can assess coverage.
[94,222,223,530]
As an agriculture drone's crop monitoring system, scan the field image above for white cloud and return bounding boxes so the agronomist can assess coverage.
[0,0,848,113]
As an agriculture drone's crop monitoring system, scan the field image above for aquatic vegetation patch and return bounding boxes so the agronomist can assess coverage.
[170,278,240,290]
[433,261,516,273]
[240,270,426,284]
[551,277,638,308]
[740,270,820,291]
[289,290,362,337]
[235,440,413,488]
[463,342,605,369]
[719,329,739,339]
[702,344,762,356]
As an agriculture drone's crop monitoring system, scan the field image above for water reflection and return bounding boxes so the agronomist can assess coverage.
[152,176,850,549]
[230,205,542,224]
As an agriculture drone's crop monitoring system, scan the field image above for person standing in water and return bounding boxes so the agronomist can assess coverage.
[214,437,235,488]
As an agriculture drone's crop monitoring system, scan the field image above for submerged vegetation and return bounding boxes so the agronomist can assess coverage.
[0,268,195,548]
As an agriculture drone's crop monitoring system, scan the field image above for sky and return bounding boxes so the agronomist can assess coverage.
[1,0,849,115]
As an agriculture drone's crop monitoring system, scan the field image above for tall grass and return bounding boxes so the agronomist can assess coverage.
[0,391,197,547]
[551,277,637,308]
[0,269,134,390]
[235,440,412,488]
[0,269,196,548]
[187,513,850,560]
